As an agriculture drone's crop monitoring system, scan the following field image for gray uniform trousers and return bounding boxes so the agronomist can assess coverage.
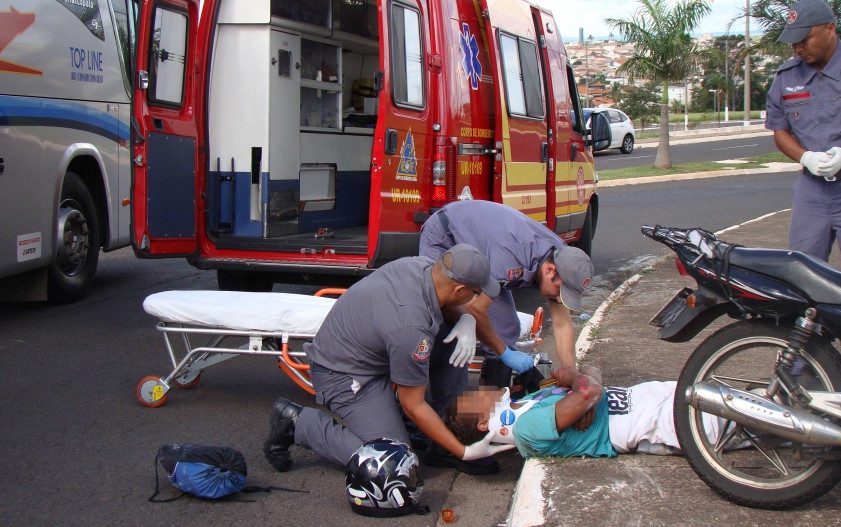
[790,174,841,261]
[294,334,466,467]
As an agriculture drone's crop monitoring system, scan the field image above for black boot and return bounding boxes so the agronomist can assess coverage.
[263,397,302,472]
[421,443,500,476]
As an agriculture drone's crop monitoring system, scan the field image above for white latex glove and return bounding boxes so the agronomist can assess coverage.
[461,431,517,460]
[443,314,476,368]
[800,150,832,177]
[817,147,841,181]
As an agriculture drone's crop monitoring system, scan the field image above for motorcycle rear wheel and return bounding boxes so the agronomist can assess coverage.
[674,320,841,509]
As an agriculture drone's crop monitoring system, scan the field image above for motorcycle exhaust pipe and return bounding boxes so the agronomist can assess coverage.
[685,381,841,447]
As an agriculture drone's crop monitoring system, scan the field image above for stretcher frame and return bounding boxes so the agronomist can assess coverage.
[136,288,544,408]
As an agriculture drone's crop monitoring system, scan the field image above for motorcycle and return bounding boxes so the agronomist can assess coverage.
[642,225,841,509]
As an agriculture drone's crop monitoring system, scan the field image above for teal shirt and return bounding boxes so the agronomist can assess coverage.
[512,387,616,459]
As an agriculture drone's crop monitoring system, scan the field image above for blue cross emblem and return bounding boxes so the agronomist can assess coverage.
[500,409,516,426]
[459,23,482,91]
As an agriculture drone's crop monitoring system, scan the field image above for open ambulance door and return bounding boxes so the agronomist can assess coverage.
[131,0,202,257]
[479,0,550,223]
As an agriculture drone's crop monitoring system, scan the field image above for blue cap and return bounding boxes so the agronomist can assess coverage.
[778,0,836,43]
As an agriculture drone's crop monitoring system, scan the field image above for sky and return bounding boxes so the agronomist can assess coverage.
[536,0,755,41]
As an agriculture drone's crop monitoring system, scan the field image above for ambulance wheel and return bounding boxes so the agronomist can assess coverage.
[173,371,202,389]
[136,376,170,408]
[48,172,100,304]
[620,134,634,154]
[572,207,593,257]
[217,270,274,292]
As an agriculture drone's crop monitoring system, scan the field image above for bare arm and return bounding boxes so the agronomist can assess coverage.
[548,301,576,370]
[553,375,603,433]
[774,129,807,162]
[397,384,465,458]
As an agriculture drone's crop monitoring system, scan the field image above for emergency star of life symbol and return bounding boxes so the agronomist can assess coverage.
[576,167,586,205]
[459,23,482,91]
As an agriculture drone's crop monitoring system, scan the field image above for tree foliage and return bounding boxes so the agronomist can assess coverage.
[746,0,841,59]
[618,84,660,129]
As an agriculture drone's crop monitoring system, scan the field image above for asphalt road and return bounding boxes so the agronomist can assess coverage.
[594,134,778,169]
[0,168,799,526]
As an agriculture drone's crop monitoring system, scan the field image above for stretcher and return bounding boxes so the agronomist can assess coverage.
[136,288,544,408]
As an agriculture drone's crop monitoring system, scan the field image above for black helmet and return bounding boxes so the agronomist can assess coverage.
[345,438,426,517]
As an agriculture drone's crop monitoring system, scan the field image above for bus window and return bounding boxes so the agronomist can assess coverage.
[112,0,138,90]
[149,7,188,106]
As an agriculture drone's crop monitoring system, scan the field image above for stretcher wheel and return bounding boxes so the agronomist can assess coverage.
[173,371,202,389]
[136,376,169,408]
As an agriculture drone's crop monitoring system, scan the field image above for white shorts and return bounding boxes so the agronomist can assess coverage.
[606,381,720,454]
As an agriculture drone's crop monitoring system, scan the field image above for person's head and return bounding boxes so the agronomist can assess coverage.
[446,386,505,444]
[432,244,500,307]
[778,0,838,68]
[535,245,593,310]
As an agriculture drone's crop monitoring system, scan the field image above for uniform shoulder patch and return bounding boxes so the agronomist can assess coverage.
[412,337,431,362]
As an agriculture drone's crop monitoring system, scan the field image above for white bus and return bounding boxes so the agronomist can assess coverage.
[0,0,137,302]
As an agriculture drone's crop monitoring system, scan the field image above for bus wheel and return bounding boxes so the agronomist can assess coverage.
[48,172,100,304]
[217,270,274,292]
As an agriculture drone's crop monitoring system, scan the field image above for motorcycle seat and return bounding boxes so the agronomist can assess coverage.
[728,247,841,304]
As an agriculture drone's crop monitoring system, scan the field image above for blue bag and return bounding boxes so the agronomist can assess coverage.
[150,444,247,501]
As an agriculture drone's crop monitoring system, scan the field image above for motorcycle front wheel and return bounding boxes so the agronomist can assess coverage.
[674,320,841,509]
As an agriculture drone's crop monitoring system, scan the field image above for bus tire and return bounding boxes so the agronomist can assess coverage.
[48,172,100,304]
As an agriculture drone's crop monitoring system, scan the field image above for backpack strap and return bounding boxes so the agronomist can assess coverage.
[148,449,187,503]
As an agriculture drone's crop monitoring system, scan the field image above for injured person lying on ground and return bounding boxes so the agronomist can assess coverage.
[447,366,723,459]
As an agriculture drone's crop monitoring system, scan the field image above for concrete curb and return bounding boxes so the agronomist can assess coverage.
[506,208,792,527]
[599,162,801,188]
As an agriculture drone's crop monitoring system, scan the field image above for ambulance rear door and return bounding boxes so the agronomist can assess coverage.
[132,0,202,257]
[478,0,549,223]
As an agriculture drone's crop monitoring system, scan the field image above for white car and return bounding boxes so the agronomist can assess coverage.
[584,108,636,154]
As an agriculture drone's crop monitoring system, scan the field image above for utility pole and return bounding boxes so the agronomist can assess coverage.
[724,38,730,122]
[744,0,751,125]
[584,35,592,107]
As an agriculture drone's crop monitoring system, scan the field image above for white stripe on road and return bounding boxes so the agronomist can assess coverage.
[711,143,759,151]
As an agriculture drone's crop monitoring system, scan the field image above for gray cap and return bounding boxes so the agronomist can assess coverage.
[778,0,836,43]
[553,245,594,310]
[441,244,500,298]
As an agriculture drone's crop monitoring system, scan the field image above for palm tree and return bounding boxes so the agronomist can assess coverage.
[607,0,711,168]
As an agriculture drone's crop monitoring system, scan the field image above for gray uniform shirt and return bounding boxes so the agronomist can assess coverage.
[766,38,841,161]
[304,256,443,387]
[441,200,561,290]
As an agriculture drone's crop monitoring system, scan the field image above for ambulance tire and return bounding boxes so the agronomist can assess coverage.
[572,207,593,257]
[48,172,100,304]
[217,270,274,292]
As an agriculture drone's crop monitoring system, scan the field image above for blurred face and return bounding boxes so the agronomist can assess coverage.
[455,386,504,422]
[536,260,563,303]
[792,23,838,68]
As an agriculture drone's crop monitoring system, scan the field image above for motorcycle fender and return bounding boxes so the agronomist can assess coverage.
[659,298,732,343]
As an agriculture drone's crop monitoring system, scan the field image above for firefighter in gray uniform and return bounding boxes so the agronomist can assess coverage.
[263,245,515,475]
[766,0,841,260]
[419,200,594,387]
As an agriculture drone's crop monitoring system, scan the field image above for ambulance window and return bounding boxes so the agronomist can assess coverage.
[499,34,543,119]
[148,7,187,106]
[566,63,585,134]
[390,3,425,108]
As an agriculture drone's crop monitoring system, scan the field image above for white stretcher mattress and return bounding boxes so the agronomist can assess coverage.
[143,290,336,334]
[143,290,536,339]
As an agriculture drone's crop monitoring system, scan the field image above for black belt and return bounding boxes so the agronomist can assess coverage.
[310,362,335,375]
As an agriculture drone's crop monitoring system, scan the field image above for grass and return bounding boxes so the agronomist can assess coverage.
[597,151,792,181]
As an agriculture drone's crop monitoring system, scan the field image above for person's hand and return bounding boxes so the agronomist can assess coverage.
[818,147,841,181]
[443,314,477,368]
[574,407,596,431]
[461,431,517,460]
[578,365,603,385]
[499,347,535,374]
[800,150,832,177]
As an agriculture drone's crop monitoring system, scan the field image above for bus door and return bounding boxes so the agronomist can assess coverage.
[479,0,549,223]
[369,0,431,265]
[132,0,201,257]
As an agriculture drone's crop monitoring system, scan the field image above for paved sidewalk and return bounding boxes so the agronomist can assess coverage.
[509,210,841,526]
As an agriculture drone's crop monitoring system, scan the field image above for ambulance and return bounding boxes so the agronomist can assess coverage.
[131,0,610,290]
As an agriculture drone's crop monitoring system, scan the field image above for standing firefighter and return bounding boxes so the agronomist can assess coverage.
[766,0,841,260]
